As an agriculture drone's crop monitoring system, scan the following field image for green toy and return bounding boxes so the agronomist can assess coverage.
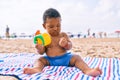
[34,30,51,46]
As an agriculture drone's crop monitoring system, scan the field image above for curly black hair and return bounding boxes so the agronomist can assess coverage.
[43,8,61,23]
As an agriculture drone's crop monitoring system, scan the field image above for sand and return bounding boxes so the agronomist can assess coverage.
[0,38,120,58]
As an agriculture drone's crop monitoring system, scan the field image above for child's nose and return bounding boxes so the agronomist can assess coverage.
[53,26,57,30]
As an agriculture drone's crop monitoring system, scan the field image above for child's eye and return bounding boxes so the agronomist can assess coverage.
[49,26,54,28]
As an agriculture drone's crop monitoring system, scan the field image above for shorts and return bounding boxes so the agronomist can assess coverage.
[44,52,73,66]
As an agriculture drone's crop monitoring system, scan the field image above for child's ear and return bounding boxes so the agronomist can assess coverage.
[42,23,46,29]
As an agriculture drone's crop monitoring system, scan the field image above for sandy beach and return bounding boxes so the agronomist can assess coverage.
[0,38,120,79]
[0,38,120,58]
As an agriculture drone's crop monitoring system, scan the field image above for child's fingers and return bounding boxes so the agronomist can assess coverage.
[35,44,38,48]
[35,44,43,49]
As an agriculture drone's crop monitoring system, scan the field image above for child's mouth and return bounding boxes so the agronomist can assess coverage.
[51,31,59,36]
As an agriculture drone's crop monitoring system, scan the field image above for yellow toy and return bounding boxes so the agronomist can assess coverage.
[34,30,51,46]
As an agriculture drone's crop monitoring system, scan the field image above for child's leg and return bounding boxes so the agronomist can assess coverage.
[23,57,49,74]
[70,54,102,77]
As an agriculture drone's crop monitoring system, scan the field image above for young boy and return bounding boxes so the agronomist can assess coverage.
[23,8,102,77]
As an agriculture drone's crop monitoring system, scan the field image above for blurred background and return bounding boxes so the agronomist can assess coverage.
[0,0,120,38]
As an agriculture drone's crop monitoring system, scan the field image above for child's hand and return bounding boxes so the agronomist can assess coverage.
[35,44,45,54]
[59,37,68,48]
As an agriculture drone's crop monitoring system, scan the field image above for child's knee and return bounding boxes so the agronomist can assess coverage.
[70,54,80,65]
[38,57,49,66]
[73,54,81,60]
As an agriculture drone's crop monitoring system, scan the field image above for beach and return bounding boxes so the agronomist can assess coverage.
[71,38,120,58]
[0,38,120,58]
[0,38,120,79]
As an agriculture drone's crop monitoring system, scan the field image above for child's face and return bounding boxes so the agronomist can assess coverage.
[43,17,61,36]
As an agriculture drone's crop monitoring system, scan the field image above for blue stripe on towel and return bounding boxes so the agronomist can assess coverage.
[117,58,120,76]
[0,60,4,62]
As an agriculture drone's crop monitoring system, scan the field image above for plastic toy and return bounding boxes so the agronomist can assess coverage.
[34,30,51,46]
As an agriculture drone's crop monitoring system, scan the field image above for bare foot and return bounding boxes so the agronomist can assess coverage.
[84,67,102,77]
[23,67,41,74]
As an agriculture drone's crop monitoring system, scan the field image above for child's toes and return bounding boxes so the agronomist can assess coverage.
[96,67,102,74]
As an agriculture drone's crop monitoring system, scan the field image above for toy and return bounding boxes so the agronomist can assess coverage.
[34,30,51,46]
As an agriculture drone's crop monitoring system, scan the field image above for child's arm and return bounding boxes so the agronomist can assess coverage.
[59,32,72,50]
[35,44,46,55]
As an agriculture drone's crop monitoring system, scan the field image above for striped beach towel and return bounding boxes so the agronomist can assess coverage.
[0,53,120,80]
